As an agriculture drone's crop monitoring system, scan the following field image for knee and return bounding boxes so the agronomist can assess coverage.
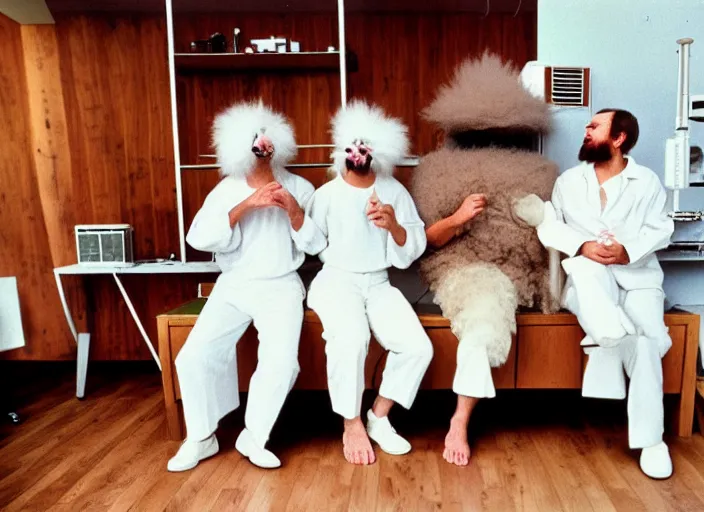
[411,335,434,365]
[635,335,666,359]
[258,351,301,376]
[325,327,370,361]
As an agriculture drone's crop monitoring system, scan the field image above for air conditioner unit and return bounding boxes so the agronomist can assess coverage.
[75,224,134,267]
[520,61,591,107]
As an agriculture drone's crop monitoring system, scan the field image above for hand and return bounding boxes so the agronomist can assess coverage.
[579,240,629,265]
[245,181,283,210]
[451,193,486,226]
[229,181,281,228]
[367,202,399,231]
[272,187,305,230]
[367,200,407,245]
[600,236,630,265]
[580,241,615,264]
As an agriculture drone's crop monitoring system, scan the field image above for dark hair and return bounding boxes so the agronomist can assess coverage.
[597,108,639,154]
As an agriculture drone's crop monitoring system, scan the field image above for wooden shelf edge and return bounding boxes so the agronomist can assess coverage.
[174,50,358,73]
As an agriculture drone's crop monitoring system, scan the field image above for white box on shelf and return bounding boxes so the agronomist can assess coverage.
[75,224,134,267]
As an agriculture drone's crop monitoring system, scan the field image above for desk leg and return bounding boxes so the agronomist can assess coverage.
[53,271,78,343]
[54,271,91,399]
[112,274,162,371]
[77,333,90,399]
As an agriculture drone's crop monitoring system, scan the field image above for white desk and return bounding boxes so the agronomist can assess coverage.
[54,261,220,398]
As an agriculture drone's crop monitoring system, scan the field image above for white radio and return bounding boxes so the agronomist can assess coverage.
[75,224,134,267]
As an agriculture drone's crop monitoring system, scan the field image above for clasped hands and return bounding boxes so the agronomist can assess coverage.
[580,231,630,265]
[237,181,304,230]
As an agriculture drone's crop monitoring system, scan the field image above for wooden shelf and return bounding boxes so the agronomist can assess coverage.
[174,51,358,73]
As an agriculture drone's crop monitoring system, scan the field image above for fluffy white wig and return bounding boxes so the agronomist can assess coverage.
[212,100,297,178]
[330,100,410,176]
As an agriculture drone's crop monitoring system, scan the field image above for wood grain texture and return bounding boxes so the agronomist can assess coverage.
[3,14,203,361]
[0,14,75,360]
[3,367,704,511]
[158,307,700,440]
[20,25,76,268]
[3,10,535,360]
[174,11,536,261]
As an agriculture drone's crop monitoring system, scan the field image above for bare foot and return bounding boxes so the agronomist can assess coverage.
[343,417,376,465]
[443,418,470,466]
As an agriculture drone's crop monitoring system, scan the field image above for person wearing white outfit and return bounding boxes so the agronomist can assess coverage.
[305,101,434,465]
[535,109,675,479]
[167,101,325,472]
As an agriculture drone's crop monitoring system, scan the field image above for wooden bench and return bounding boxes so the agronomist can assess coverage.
[157,287,700,442]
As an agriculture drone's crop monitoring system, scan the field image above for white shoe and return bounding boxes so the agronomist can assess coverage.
[167,434,219,472]
[235,428,281,469]
[366,410,411,455]
[640,442,673,479]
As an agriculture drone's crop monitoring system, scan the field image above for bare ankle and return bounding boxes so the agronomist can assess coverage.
[372,396,394,419]
[450,415,469,430]
[344,417,364,432]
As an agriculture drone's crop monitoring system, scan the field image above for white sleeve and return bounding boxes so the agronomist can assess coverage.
[290,183,328,255]
[299,187,329,256]
[620,179,674,265]
[186,185,243,253]
[387,188,427,269]
[537,178,593,257]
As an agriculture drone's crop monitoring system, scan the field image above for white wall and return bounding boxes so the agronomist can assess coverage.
[538,0,704,307]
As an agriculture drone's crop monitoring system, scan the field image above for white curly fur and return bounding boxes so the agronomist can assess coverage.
[212,100,297,178]
[330,100,409,177]
[432,263,518,367]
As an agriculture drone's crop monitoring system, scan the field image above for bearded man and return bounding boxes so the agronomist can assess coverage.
[536,108,675,479]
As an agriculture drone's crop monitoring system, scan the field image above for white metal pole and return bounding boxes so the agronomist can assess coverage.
[165,0,187,263]
[337,0,347,109]
[676,38,693,130]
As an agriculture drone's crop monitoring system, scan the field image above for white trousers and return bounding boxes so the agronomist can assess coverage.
[307,267,434,420]
[453,340,496,399]
[175,272,305,447]
[561,256,671,449]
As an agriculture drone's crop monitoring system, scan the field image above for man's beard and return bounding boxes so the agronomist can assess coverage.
[578,140,612,163]
[345,155,372,174]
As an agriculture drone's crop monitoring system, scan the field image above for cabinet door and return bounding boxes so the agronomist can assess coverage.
[663,324,686,394]
[420,329,516,389]
[516,324,585,389]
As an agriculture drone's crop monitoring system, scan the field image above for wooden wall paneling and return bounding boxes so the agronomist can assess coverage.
[3,10,536,360]
[175,11,537,262]
[19,24,76,268]
[174,13,343,261]
[49,14,191,360]
[0,14,75,360]
[55,14,178,260]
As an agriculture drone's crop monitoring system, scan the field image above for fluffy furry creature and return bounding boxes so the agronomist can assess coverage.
[410,54,559,367]
[213,100,297,177]
[330,100,409,177]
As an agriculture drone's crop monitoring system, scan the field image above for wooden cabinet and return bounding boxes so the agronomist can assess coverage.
[158,301,699,441]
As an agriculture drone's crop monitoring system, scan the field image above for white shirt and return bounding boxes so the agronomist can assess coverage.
[306,174,427,273]
[186,171,326,279]
[537,156,674,290]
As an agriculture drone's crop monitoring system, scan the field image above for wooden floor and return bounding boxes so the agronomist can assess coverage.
[2,363,704,511]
